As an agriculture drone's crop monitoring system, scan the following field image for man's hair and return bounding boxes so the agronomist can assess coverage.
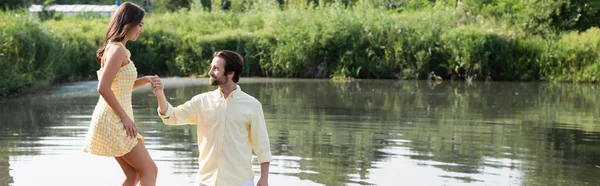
[214,50,244,83]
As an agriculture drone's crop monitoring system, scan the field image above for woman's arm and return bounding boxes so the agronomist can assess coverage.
[133,76,153,90]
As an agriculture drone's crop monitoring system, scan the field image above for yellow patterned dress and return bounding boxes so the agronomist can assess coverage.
[82,42,144,157]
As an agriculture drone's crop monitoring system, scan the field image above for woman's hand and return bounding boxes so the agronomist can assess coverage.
[133,75,157,90]
[121,116,137,138]
[144,75,155,86]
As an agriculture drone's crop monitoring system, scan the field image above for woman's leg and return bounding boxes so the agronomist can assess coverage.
[121,140,158,186]
[115,157,139,186]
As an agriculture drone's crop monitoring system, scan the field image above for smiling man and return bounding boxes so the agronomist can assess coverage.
[151,50,272,186]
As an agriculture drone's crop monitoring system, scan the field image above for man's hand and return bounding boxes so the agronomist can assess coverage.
[150,75,163,95]
[257,162,269,186]
[153,75,169,116]
[257,177,268,186]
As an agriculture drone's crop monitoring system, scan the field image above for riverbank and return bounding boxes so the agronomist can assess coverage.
[1,1,599,96]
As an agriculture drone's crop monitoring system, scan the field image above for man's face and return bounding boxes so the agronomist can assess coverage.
[209,57,229,86]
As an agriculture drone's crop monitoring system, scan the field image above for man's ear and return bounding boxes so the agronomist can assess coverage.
[227,71,235,79]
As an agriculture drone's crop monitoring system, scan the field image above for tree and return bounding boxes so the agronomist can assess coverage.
[0,0,34,10]
[154,0,192,12]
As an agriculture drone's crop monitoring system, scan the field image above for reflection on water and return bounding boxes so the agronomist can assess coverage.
[0,78,599,186]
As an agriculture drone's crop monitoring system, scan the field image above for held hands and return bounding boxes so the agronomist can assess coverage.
[148,74,163,95]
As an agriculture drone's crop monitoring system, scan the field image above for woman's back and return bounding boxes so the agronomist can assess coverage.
[96,41,137,115]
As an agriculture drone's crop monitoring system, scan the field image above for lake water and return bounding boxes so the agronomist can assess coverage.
[0,78,599,186]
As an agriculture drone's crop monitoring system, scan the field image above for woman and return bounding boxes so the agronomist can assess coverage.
[82,2,158,186]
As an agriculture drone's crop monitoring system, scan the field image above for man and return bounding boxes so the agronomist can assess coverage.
[151,50,271,186]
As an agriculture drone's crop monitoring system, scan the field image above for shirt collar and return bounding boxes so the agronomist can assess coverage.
[213,85,242,101]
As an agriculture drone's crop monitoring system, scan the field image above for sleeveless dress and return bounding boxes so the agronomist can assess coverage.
[82,41,144,157]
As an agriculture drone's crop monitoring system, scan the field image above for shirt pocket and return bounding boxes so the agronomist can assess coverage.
[228,109,251,138]
[200,108,217,129]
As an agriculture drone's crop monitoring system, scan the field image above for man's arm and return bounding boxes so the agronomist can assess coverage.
[156,90,169,116]
[257,162,270,186]
[152,76,198,125]
[250,102,272,186]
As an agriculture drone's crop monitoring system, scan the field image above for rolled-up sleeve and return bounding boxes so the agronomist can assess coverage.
[157,97,199,125]
[250,103,272,163]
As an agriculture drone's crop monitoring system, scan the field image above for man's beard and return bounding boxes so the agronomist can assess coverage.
[210,76,228,86]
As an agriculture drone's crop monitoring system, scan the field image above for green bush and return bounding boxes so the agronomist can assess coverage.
[0,11,62,95]
[540,27,600,82]
[1,0,600,96]
[442,27,543,81]
[461,0,600,34]
[154,0,193,12]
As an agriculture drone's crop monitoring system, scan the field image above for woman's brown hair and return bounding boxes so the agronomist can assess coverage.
[95,2,145,64]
